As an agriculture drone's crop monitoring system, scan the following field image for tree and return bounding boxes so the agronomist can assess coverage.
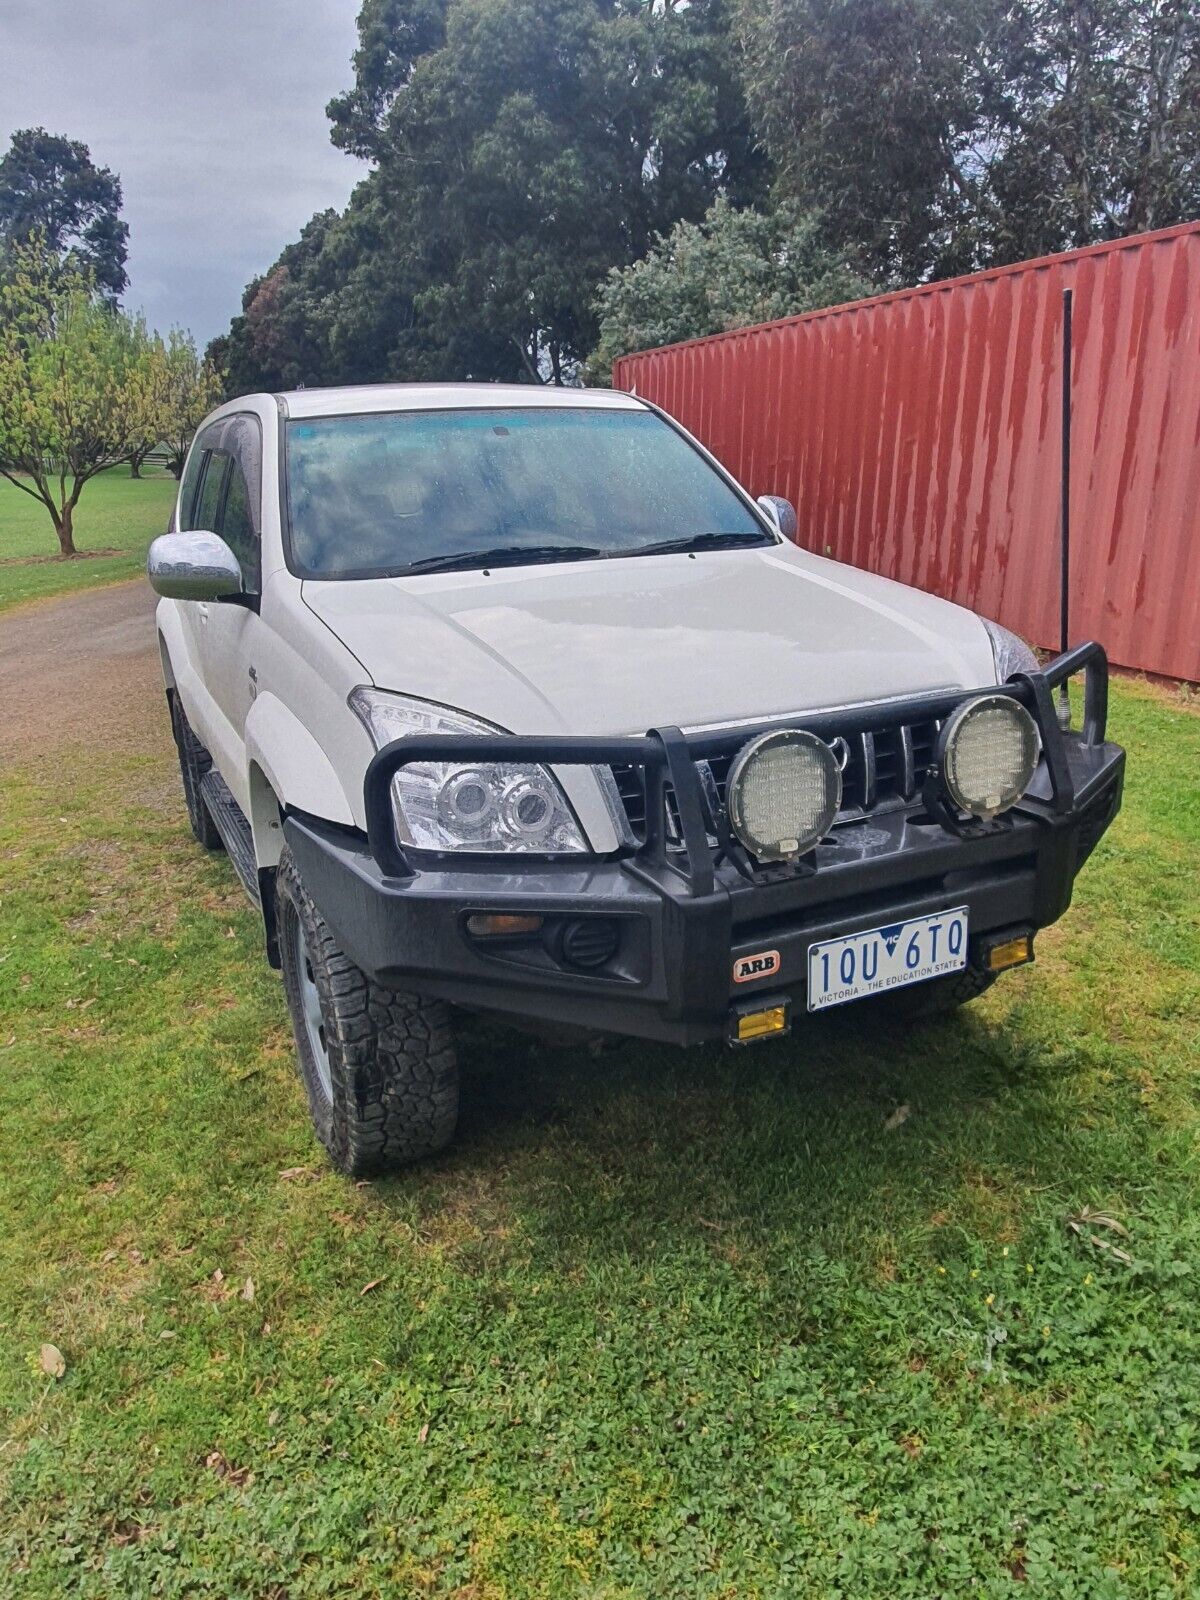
[738,0,1200,284]
[216,0,768,390]
[160,330,225,479]
[986,0,1200,255]
[0,240,154,555]
[327,0,452,159]
[589,199,876,376]
[124,320,171,477]
[0,128,129,298]
[378,0,768,379]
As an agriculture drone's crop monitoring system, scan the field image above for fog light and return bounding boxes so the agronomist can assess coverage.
[938,694,1039,820]
[466,913,544,938]
[559,917,620,970]
[735,1006,788,1043]
[984,932,1034,971]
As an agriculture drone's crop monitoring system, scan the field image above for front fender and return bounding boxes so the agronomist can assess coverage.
[244,692,356,848]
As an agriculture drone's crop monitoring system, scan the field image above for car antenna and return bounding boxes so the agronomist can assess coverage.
[1057,286,1073,730]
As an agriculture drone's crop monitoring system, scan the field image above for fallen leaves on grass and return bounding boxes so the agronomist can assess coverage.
[240,1277,255,1303]
[278,1166,313,1183]
[39,1343,66,1379]
[204,1450,254,1488]
[360,1278,386,1296]
[884,1104,912,1131]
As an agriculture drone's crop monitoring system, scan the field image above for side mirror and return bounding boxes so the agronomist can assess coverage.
[756,494,798,542]
[147,530,243,602]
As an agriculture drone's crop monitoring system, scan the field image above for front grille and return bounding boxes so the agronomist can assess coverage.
[611,718,941,845]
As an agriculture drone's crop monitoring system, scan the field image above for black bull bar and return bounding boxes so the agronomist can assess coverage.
[362,641,1116,889]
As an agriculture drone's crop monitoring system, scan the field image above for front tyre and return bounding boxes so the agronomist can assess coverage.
[276,849,459,1174]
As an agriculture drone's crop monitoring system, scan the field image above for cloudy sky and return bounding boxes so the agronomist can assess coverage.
[0,0,368,346]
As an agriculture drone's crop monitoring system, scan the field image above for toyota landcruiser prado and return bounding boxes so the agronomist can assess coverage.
[147,384,1125,1174]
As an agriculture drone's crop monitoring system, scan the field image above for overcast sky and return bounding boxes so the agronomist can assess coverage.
[0,0,368,346]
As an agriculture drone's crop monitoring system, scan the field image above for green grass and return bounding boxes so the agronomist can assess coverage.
[0,468,176,612]
[1,681,1198,1597]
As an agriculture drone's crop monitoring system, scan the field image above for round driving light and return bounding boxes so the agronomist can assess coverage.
[938,694,1039,819]
[726,729,842,861]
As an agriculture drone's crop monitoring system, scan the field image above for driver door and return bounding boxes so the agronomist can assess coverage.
[194,418,265,807]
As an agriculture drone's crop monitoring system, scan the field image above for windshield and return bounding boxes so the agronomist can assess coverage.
[284,406,773,579]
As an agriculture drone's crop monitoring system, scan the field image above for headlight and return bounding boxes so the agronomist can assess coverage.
[726,729,841,861]
[350,688,588,854]
[982,617,1039,682]
[937,693,1039,820]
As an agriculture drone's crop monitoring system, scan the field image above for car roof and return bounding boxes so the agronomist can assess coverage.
[275,382,647,419]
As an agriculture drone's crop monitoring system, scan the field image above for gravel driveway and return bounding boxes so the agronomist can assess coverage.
[0,580,163,761]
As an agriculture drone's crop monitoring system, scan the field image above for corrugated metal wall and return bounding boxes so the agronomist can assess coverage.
[614,221,1200,682]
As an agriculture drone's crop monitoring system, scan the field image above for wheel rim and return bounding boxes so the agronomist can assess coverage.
[288,911,332,1102]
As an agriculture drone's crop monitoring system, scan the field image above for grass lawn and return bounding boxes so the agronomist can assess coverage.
[1,677,1198,1596]
[0,468,176,613]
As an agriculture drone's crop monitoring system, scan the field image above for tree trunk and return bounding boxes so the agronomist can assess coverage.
[54,503,77,558]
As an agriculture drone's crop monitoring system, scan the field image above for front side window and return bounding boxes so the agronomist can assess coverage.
[285,407,772,579]
[192,451,228,534]
[220,460,259,590]
[178,438,210,529]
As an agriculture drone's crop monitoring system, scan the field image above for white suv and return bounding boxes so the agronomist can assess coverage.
[148,383,1124,1174]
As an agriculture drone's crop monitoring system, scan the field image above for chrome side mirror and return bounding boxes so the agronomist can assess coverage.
[756,494,798,542]
[147,530,243,601]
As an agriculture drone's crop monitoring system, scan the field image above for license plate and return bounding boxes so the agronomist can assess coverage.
[807,907,968,1012]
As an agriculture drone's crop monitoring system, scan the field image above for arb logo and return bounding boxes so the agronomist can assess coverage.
[733,949,781,984]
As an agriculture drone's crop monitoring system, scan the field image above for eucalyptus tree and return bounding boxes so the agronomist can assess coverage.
[218,0,766,389]
[0,128,129,299]
[739,0,1200,283]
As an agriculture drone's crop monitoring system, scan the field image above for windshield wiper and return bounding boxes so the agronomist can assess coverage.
[617,531,775,559]
[404,544,606,575]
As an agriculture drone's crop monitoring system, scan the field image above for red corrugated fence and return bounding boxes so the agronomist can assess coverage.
[614,222,1200,682]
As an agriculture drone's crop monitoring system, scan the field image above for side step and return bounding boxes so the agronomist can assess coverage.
[199,770,261,908]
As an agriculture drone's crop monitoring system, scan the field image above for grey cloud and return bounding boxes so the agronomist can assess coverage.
[0,0,367,342]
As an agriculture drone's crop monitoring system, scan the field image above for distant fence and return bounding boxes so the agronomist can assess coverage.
[614,221,1200,681]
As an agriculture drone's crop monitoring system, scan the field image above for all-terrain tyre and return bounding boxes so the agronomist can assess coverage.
[276,848,460,1174]
[170,694,223,851]
[884,966,998,1019]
